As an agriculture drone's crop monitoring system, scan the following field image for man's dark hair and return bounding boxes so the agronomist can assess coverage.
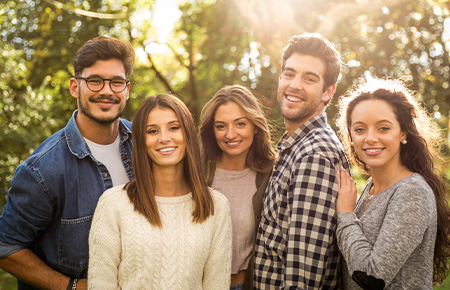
[74,36,135,77]
[281,32,341,91]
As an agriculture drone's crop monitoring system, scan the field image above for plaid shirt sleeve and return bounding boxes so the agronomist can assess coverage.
[254,115,345,290]
[285,152,339,289]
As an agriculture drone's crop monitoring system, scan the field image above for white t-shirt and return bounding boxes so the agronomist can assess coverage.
[84,134,129,186]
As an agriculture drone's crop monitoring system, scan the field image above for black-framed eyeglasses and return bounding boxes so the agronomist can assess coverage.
[76,77,130,93]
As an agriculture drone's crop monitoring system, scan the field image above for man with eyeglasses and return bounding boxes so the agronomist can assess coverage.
[0,36,135,290]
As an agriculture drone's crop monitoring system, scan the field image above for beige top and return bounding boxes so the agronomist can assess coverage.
[88,186,232,289]
[212,167,257,274]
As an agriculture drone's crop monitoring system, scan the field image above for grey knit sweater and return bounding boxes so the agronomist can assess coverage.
[337,173,436,290]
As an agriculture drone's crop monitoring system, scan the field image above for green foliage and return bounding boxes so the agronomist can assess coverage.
[330,1,450,131]
[434,272,450,289]
[1,2,450,287]
[1,0,449,205]
[0,269,16,289]
[0,0,119,210]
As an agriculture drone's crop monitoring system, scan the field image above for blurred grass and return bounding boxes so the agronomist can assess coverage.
[434,276,450,290]
[0,269,15,290]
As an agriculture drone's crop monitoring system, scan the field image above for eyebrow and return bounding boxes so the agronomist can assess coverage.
[83,74,126,79]
[146,120,180,128]
[304,71,321,79]
[352,119,395,126]
[283,67,321,80]
[214,117,249,124]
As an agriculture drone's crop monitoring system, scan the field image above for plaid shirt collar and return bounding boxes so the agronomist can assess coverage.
[278,113,328,152]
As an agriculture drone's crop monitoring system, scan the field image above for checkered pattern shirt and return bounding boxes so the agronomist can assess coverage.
[254,114,349,289]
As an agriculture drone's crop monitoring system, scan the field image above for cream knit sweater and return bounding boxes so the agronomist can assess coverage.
[88,186,232,290]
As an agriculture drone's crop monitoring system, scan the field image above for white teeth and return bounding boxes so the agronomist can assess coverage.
[365,149,382,152]
[227,142,240,146]
[158,147,175,152]
[286,95,301,102]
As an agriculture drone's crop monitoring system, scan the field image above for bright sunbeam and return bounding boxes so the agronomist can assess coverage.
[153,0,181,42]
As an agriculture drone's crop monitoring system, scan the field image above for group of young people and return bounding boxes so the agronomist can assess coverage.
[0,32,449,290]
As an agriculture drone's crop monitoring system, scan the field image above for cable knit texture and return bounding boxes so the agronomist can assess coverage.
[88,186,232,290]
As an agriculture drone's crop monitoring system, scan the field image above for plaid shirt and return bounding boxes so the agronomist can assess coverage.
[254,114,349,289]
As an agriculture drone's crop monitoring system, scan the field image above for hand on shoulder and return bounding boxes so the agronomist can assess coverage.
[336,169,357,213]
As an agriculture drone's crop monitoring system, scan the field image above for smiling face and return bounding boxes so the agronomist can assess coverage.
[277,53,335,135]
[350,99,406,173]
[213,101,256,162]
[145,107,186,171]
[70,58,130,125]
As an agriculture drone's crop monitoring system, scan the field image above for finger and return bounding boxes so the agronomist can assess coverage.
[337,169,341,188]
[342,169,350,188]
[338,168,346,189]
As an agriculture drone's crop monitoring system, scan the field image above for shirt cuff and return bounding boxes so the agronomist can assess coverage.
[0,241,25,259]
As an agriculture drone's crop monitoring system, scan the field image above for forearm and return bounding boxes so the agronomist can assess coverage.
[0,249,69,290]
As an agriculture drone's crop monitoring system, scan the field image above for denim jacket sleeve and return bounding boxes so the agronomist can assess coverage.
[0,161,55,257]
[0,113,133,283]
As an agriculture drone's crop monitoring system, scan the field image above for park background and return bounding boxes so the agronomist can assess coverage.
[1,0,450,288]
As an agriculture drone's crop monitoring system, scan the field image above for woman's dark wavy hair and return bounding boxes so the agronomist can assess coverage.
[124,93,214,227]
[336,78,450,283]
[199,85,277,182]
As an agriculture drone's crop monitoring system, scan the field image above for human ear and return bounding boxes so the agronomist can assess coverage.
[69,78,79,99]
[322,84,336,103]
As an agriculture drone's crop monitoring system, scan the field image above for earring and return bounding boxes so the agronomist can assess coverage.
[350,141,354,146]
[401,139,407,145]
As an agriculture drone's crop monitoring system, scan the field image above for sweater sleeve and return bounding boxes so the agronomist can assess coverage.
[336,183,433,287]
[88,189,122,290]
[203,190,232,289]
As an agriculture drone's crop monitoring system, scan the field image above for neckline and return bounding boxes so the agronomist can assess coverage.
[215,167,253,174]
[155,192,192,203]
[366,173,417,199]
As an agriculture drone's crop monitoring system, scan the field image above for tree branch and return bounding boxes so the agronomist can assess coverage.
[145,52,174,92]
[316,0,411,36]
[43,0,127,19]
[229,0,413,67]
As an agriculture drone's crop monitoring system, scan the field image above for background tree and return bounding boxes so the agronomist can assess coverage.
[1,0,450,288]
[2,0,450,208]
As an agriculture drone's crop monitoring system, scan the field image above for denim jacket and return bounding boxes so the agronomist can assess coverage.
[0,110,133,289]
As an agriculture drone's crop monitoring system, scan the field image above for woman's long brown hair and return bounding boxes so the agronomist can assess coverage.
[337,78,450,283]
[124,93,214,227]
[199,85,276,182]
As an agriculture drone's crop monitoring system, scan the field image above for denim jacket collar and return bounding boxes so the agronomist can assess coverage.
[65,110,132,159]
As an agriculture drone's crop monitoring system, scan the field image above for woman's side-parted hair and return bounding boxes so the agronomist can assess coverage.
[125,93,214,228]
[199,85,277,182]
[336,78,450,283]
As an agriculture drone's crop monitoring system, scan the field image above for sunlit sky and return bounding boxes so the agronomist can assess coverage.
[153,0,181,42]
[134,0,181,61]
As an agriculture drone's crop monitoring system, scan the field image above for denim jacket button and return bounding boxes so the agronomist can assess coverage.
[103,173,108,178]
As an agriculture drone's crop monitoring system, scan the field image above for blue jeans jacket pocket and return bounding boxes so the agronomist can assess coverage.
[59,215,93,269]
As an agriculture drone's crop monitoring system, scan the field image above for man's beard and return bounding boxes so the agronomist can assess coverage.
[78,88,124,125]
[278,91,320,123]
